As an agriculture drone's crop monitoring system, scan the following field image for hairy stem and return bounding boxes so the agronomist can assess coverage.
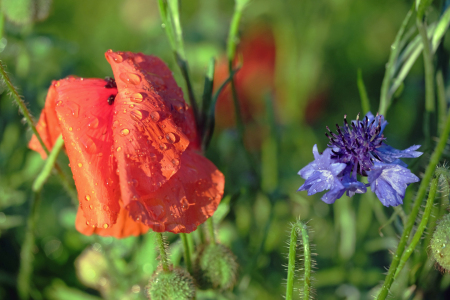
[156,232,170,272]
[376,108,450,299]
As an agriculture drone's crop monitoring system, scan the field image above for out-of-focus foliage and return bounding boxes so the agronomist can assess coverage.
[2,0,450,299]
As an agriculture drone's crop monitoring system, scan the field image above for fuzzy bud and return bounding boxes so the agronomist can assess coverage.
[146,266,195,300]
[431,213,450,272]
[194,244,238,290]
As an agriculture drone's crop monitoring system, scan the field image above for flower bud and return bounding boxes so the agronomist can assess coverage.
[194,244,238,290]
[75,246,110,293]
[146,266,195,300]
[431,213,450,272]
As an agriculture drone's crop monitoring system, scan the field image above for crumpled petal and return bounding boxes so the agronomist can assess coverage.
[341,173,367,197]
[126,149,224,233]
[367,162,420,207]
[54,77,121,228]
[105,51,192,207]
[28,82,62,159]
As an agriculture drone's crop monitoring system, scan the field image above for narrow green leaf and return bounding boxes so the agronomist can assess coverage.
[357,69,371,114]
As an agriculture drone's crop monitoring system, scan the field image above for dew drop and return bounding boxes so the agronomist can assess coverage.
[166,132,176,144]
[110,52,123,63]
[128,92,143,103]
[172,159,179,165]
[123,109,127,114]
[130,110,143,121]
[66,101,80,117]
[56,101,63,106]
[116,146,122,152]
[159,144,167,150]
[119,72,141,85]
[78,163,83,167]
[80,135,98,154]
[69,127,73,131]
[121,128,130,136]
[89,205,93,209]
[150,111,160,122]
[103,223,109,229]
[88,117,99,129]
[129,104,135,108]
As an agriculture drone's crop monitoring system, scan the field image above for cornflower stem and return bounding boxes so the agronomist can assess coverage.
[17,191,41,300]
[376,108,450,300]
[207,217,216,245]
[180,233,193,274]
[394,177,438,278]
[286,221,312,300]
[379,9,412,116]
[436,70,446,135]
[18,135,66,299]
[156,232,170,272]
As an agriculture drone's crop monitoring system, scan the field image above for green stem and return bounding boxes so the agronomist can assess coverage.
[285,221,312,300]
[0,61,48,156]
[394,177,438,278]
[357,69,371,114]
[417,18,435,114]
[436,70,446,135]
[376,108,450,300]
[180,233,193,274]
[207,217,216,245]
[17,191,41,300]
[32,135,64,192]
[286,224,298,300]
[156,232,170,272]
[379,9,413,116]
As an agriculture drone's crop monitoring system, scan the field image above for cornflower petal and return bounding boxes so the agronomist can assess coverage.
[367,162,419,207]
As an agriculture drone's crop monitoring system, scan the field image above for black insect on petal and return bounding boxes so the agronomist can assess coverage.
[105,77,117,89]
[107,94,116,105]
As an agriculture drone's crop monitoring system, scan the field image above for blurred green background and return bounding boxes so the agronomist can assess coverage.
[1,0,450,299]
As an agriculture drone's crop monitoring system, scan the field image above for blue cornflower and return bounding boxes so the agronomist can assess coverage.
[298,112,422,207]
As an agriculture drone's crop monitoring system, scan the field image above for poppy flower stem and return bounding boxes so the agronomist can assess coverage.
[156,232,170,272]
[376,108,450,300]
[17,191,41,300]
[207,218,216,245]
[394,177,438,279]
[180,233,193,274]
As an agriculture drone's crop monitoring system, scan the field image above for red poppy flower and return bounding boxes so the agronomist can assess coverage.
[29,50,225,238]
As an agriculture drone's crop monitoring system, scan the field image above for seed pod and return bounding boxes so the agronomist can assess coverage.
[146,266,195,300]
[194,243,238,290]
[430,213,450,272]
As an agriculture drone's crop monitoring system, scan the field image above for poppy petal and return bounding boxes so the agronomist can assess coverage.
[28,82,62,158]
[75,205,150,238]
[105,51,193,205]
[54,77,120,228]
[126,150,225,234]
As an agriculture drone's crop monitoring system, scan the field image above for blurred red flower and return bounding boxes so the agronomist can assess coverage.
[29,50,224,238]
[214,25,276,129]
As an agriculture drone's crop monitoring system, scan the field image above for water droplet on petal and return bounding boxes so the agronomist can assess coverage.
[103,223,109,229]
[119,72,141,85]
[116,147,122,152]
[121,128,130,136]
[80,135,98,154]
[89,205,93,209]
[130,110,143,121]
[110,52,123,63]
[85,195,91,201]
[66,101,80,117]
[69,127,73,131]
[56,101,63,106]
[166,132,176,144]
[150,111,160,122]
[159,144,167,150]
[88,117,99,129]
[78,163,83,167]
[127,92,143,103]
[172,159,179,165]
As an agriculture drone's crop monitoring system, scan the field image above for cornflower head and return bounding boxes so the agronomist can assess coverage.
[298,112,422,207]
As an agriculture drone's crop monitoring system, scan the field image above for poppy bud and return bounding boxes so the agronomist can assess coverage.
[146,266,195,300]
[431,213,450,272]
[194,244,238,290]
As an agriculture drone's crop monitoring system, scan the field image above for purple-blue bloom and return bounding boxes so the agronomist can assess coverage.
[297,112,422,207]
